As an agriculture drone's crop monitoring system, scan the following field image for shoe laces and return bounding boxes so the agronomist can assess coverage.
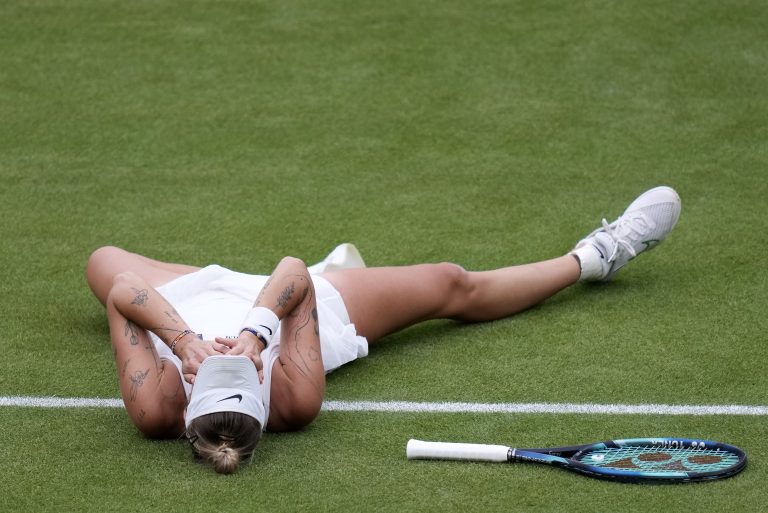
[598,212,652,262]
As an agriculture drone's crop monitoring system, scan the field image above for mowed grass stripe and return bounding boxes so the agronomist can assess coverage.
[3,396,768,415]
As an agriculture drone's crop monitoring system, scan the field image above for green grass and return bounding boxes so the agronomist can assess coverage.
[2,410,767,513]
[1,0,767,511]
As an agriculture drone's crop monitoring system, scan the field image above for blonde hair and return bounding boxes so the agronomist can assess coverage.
[186,411,263,474]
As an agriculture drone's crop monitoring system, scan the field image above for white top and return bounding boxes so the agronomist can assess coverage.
[149,265,368,428]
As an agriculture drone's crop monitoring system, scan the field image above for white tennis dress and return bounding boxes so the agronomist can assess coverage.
[148,259,368,427]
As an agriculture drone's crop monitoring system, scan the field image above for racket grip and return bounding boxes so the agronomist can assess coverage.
[407,439,511,462]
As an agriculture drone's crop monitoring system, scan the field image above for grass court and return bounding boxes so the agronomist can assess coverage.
[1,1,766,511]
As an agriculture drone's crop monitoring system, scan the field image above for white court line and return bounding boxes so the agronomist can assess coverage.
[2,396,768,415]
[324,400,768,416]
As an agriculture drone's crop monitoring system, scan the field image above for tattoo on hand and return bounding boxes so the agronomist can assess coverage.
[129,369,150,401]
[131,288,149,306]
[276,282,295,309]
[164,310,179,324]
[124,321,140,345]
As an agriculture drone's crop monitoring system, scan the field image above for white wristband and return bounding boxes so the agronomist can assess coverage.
[240,307,280,345]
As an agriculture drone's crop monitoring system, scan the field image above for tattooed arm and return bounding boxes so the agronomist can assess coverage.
[217,257,325,432]
[108,272,227,383]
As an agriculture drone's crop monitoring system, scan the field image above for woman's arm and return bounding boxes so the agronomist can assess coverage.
[108,271,227,383]
[219,257,325,431]
[106,272,185,436]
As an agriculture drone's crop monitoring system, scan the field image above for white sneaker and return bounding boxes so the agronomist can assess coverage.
[307,243,366,274]
[570,186,681,281]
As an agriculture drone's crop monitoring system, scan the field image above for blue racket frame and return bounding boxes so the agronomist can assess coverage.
[510,438,747,483]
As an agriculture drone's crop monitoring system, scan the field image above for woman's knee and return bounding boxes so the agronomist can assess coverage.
[432,262,475,316]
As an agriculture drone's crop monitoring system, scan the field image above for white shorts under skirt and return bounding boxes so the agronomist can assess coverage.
[149,265,369,400]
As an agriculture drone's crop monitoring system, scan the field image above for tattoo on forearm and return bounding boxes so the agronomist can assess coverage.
[129,369,150,401]
[255,274,274,305]
[124,320,140,345]
[284,280,309,318]
[144,337,161,372]
[159,369,185,400]
[131,288,149,306]
[279,284,324,394]
[121,359,131,378]
[276,282,295,309]
[164,310,179,324]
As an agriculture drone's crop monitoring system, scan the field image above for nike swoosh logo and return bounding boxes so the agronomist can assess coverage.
[257,325,273,336]
[594,246,605,259]
[642,239,659,250]
[217,394,243,403]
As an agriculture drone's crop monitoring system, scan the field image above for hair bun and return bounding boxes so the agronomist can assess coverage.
[211,445,239,474]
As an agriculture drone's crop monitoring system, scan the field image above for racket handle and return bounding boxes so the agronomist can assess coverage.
[407,439,511,462]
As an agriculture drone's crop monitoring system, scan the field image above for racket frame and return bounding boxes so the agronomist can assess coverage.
[407,437,747,483]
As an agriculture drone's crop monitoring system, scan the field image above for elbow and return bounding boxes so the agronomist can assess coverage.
[110,271,145,294]
[136,412,184,439]
[280,392,323,431]
[281,412,320,432]
[278,256,307,272]
[105,271,148,308]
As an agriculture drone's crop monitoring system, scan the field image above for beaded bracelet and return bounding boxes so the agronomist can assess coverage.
[170,329,195,355]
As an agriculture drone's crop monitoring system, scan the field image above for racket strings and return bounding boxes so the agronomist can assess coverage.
[578,446,740,473]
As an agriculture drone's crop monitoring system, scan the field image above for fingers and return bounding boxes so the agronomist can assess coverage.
[214,337,263,375]
[208,341,229,354]
[214,336,251,356]
[216,337,237,348]
[181,357,202,380]
[215,337,241,354]
[247,354,264,383]
[250,354,263,372]
[182,338,264,385]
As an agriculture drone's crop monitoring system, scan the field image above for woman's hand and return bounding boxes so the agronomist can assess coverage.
[215,333,265,382]
[176,337,229,384]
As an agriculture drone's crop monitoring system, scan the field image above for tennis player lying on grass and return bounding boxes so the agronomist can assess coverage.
[86,186,681,474]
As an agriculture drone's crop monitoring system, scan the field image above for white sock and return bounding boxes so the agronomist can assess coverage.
[569,244,604,281]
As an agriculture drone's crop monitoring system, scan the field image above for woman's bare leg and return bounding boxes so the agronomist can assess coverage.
[86,246,201,305]
[322,255,580,343]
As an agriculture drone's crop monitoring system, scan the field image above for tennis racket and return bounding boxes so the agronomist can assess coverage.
[406,437,746,483]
